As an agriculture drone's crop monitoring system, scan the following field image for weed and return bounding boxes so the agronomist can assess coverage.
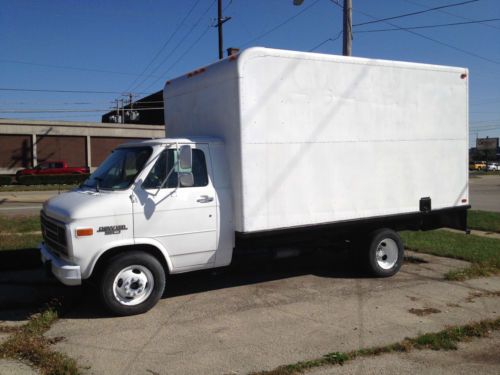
[249,318,500,375]
[0,306,80,375]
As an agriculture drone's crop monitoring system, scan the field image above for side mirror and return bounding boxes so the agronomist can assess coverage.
[179,145,192,170]
[179,172,194,187]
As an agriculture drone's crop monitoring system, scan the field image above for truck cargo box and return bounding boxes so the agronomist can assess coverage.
[164,47,468,234]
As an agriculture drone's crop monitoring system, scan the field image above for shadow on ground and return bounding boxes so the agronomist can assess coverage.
[0,247,377,321]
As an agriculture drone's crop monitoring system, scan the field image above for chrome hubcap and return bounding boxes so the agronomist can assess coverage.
[375,238,399,270]
[113,265,154,306]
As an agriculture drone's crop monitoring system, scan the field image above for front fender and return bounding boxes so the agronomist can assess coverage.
[82,238,173,279]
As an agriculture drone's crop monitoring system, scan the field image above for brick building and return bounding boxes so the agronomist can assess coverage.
[0,119,164,174]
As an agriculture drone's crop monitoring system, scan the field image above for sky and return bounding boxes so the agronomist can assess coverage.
[0,0,499,146]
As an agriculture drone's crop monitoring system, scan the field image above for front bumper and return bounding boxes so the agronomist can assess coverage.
[40,243,81,286]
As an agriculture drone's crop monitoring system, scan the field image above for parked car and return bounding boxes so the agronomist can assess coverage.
[16,161,89,178]
[469,161,487,171]
[487,162,500,171]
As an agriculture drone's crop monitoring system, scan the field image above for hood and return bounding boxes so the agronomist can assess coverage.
[43,189,132,222]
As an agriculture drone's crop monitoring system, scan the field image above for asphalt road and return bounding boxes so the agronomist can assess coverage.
[0,190,58,216]
[0,202,42,216]
[469,175,500,212]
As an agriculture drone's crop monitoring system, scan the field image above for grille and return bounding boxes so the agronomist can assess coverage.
[41,212,68,256]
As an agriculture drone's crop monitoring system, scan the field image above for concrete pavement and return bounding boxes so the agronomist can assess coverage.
[309,331,500,375]
[40,251,500,375]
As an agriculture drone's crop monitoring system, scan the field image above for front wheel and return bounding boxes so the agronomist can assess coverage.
[100,251,166,316]
[365,228,404,277]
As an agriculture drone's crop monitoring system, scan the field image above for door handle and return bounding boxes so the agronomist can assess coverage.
[197,195,214,203]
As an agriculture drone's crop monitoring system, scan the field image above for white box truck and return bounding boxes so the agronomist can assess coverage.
[40,48,469,315]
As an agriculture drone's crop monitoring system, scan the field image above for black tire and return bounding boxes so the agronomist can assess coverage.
[99,251,166,316]
[365,228,404,277]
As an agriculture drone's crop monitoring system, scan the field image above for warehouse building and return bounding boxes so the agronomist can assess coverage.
[0,118,164,174]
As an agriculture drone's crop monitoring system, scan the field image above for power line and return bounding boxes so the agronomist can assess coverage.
[0,87,149,95]
[356,18,500,33]
[351,7,500,66]
[0,59,162,78]
[6,114,102,120]
[223,0,233,12]
[353,0,479,27]
[240,0,321,48]
[125,0,202,93]
[131,0,216,93]
[141,25,213,92]
[403,0,500,31]
[0,100,164,106]
[309,30,343,52]
[0,108,164,114]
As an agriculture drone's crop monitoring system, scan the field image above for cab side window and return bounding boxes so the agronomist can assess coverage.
[143,148,208,189]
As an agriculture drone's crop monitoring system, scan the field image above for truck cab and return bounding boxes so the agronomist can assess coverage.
[41,138,233,315]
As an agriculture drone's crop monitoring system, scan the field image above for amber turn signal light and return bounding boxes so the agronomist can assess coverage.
[76,228,93,237]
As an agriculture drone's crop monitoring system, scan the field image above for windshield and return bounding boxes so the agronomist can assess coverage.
[81,147,152,191]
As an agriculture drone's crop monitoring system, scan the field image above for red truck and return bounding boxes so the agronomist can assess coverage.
[16,161,89,177]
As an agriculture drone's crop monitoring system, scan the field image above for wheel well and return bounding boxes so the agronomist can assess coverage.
[91,244,170,281]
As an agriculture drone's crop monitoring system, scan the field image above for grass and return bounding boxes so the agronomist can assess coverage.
[0,234,42,251]
[0,215,41,251]
[0,184,77,192]
[0,306,80,375]
[249,318,500,375]
[400,230,500,280]
[469,170,500,176]
[468,210,500,233]
[0,215,40,234]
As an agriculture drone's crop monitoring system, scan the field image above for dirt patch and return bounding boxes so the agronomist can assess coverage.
[460,347,500,365]
[465,290,500,303]
[409,307,441,316]
[0,326,19,334]
[404,255,428,264]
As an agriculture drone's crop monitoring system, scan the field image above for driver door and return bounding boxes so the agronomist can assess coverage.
[132,144,218,271]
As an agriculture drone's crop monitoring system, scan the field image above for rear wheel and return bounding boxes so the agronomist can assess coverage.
[365,228,404,277]
[100,251,166,316]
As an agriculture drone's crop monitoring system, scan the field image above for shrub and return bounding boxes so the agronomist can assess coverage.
[0,175,13,186]
[17,174,90,186]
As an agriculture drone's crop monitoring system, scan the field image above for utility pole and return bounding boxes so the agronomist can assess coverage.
[342,0,352,56]
[113,99,121,124]
[218,0,223,59]
[125,93,134,109]
[217,0,231,59]
[118,99,125,124]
